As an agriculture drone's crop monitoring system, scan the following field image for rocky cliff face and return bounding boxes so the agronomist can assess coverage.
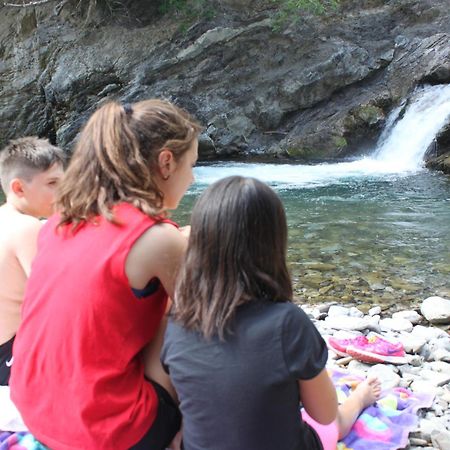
[1,0,450,171]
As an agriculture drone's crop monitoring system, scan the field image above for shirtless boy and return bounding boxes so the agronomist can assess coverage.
[0,137,65,385]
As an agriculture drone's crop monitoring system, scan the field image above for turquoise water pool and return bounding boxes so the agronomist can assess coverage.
[172,163,450,311]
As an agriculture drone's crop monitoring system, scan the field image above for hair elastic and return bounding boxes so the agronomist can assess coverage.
[123,103,133,117]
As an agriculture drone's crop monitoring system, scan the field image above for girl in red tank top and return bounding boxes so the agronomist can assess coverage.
[10,100,201,450]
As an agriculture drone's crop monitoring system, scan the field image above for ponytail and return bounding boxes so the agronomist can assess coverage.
[57,99,201,229]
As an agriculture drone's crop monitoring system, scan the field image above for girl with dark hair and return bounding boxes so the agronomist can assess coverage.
[162,176,381,450]
[10,99,201,450]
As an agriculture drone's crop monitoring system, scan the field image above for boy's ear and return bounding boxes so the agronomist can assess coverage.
[158,148,175,178]
[10,178,26,197]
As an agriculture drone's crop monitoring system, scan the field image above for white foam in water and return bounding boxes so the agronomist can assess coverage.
[194,84,450,188]
[194,159,400,189]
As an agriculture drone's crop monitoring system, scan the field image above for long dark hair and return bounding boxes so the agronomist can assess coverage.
[57,99,201,228]
[173,176,293,339]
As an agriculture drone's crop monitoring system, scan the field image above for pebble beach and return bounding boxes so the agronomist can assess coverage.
[303,295,450,449]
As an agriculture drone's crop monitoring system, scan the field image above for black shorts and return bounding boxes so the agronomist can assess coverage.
[130,380,182,450]
[0,335,15,386]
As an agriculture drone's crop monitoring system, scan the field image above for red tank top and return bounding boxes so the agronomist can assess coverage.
[11,203,174,449]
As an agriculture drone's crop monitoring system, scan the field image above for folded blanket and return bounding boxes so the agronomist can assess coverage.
[0,432,48,450]
[330,368,435,450]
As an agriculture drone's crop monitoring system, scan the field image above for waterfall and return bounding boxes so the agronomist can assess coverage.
[373,84,450,171]
[193,84,450,188]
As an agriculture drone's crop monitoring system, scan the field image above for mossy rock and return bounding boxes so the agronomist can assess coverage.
[355,105,385,125]
[286,146,316,158]
[285,144,336,159]
[19,10,37,38]
[333,136,347,149]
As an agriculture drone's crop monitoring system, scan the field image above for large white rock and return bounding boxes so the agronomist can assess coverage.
[406,354,424,366]
[398,332,427,353]
[411,324,448,341]
[327,305,351,317]
[324,315,379,332]
[433,348,450,362]
[410,380,439,398]
[368,306,381,316]
[380,317,413,332]
[367,364,401,390]
[349,306,364,318]
[347,359,371,373]
[431,429,450,450]
[419,369,450,387]
[427,361,450,374]
[420,296,450,324]
[392,310,422,325]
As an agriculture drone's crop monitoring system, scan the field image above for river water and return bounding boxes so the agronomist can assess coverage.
[173,163,450,311]
[173,84,450,311]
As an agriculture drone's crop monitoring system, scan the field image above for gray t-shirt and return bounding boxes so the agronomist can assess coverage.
[161,301,328,450]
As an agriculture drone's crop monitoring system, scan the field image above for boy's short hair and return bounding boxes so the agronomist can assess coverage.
[0,137,66,193]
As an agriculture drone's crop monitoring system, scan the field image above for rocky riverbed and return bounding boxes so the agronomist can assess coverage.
[303,295,450,449]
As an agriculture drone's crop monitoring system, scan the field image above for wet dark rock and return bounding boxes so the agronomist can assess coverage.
[426,152,450,174]
[0,0,449,165]
[426,123,450,173]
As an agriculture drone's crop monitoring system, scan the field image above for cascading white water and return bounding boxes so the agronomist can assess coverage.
[373,84,450,171]
[194,84,450,187]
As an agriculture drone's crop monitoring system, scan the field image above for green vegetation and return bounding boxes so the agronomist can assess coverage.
[4,0,339,28]
[332,135,347,149]
[274,0,339,16]
[157,0,340,31]
[286,146,316,158]
[272,0,340,29]
[356,105,384,125]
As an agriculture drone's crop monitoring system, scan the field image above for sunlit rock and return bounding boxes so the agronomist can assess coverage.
[392,310,422,325]
[421,296,450,324]
[380,317,413,332]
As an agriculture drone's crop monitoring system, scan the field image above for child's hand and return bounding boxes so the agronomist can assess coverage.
[179,225,191,239]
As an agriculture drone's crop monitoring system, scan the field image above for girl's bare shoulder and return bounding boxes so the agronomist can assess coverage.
[125,222,188,296]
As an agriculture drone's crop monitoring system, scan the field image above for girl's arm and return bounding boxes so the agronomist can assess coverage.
[298,369,338,425]
[142,315,178,400]
[126,222,188,400]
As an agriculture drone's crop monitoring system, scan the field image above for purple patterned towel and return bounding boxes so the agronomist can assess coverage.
[0,432,48,450]
[331,368,435,450]
[0,368,434,450]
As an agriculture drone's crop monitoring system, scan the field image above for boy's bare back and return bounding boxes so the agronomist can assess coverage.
[0,204,41,344]
[0,137,64,376]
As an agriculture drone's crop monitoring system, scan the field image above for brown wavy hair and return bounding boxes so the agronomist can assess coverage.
[57,99,201,228]
[172,176,293,340]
